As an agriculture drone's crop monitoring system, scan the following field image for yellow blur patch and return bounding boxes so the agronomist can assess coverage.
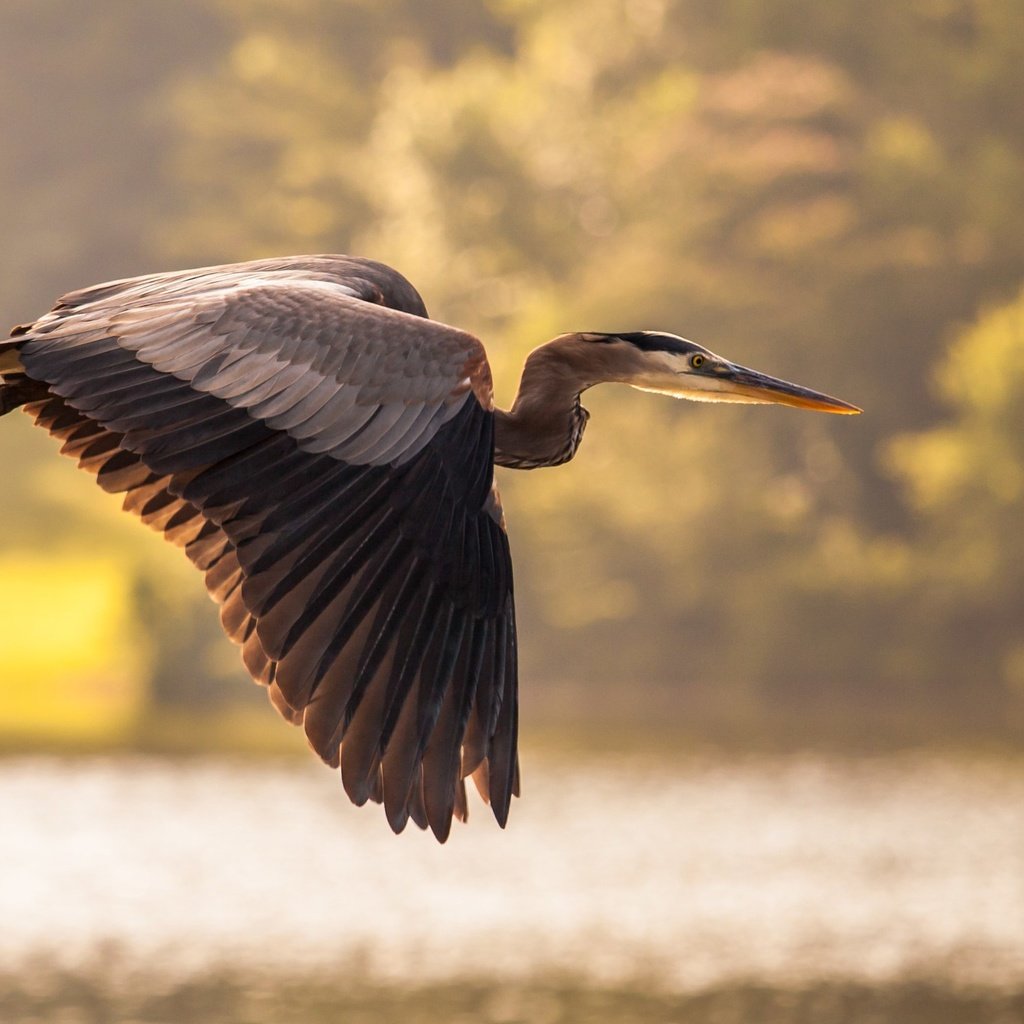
[0,556,146,742]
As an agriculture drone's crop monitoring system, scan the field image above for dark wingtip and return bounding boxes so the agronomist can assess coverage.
[341,756,377,807]
[491,785,513,829]
[429,816,453,844]
[424,786,456,843]
[385,803,410,835]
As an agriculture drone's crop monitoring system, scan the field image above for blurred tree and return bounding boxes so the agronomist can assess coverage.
[162,0,513,263]
[886,287,1024,728]
[3,0,1024,741]
[320,0,1024,712]
[0,0,224,321]
[158,0,1024,730]
[0,2,230,728]
[0,0,224,541]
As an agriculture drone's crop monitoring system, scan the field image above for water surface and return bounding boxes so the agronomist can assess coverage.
[2,750,1021,999]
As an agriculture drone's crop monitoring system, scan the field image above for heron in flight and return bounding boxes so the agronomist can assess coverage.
[0,255,859,840]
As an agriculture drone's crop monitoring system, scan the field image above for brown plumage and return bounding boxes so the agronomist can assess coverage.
[0,254,859,841]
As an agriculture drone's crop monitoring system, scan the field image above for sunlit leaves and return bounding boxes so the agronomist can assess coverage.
[886,289,1024,700]
[159,0,1024,710]
[3,0,1024,733]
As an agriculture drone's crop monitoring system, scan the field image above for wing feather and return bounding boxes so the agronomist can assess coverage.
[13,255,517,839]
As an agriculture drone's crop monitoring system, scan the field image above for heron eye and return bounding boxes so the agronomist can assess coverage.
[690,354,706,369]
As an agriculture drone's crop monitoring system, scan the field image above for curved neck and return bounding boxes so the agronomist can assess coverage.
[494,339,595,470]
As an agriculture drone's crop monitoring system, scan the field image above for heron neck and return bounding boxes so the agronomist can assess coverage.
[493,343,592,470]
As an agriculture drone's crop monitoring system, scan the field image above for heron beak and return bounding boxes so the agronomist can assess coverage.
[715,362,862,415]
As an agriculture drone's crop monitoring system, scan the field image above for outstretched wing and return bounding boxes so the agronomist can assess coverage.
[10,255,518,841]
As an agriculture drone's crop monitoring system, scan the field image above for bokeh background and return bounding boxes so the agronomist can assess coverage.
[1,2,1023,1022]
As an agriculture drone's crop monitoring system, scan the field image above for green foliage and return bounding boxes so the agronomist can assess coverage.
[1,0,1023,740]
[886,289,1024,718]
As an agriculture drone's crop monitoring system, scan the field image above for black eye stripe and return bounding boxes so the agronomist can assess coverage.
[606,332,702,356]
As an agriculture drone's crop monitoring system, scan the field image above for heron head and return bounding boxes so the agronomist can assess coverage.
[579,332,861,414]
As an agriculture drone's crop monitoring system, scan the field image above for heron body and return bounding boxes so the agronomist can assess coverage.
[0,255,859,841]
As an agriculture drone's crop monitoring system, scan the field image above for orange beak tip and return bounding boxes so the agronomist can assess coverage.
[825,401,862,416]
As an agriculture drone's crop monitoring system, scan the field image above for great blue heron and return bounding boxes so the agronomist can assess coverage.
[0,255,859,840]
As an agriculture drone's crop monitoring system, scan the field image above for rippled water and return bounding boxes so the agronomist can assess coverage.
[1,752,1022,996]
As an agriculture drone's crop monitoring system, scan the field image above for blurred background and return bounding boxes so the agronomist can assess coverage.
[1,1,1023,1021]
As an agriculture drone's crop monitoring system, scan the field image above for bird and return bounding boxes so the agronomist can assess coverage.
[0,255,860,841]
